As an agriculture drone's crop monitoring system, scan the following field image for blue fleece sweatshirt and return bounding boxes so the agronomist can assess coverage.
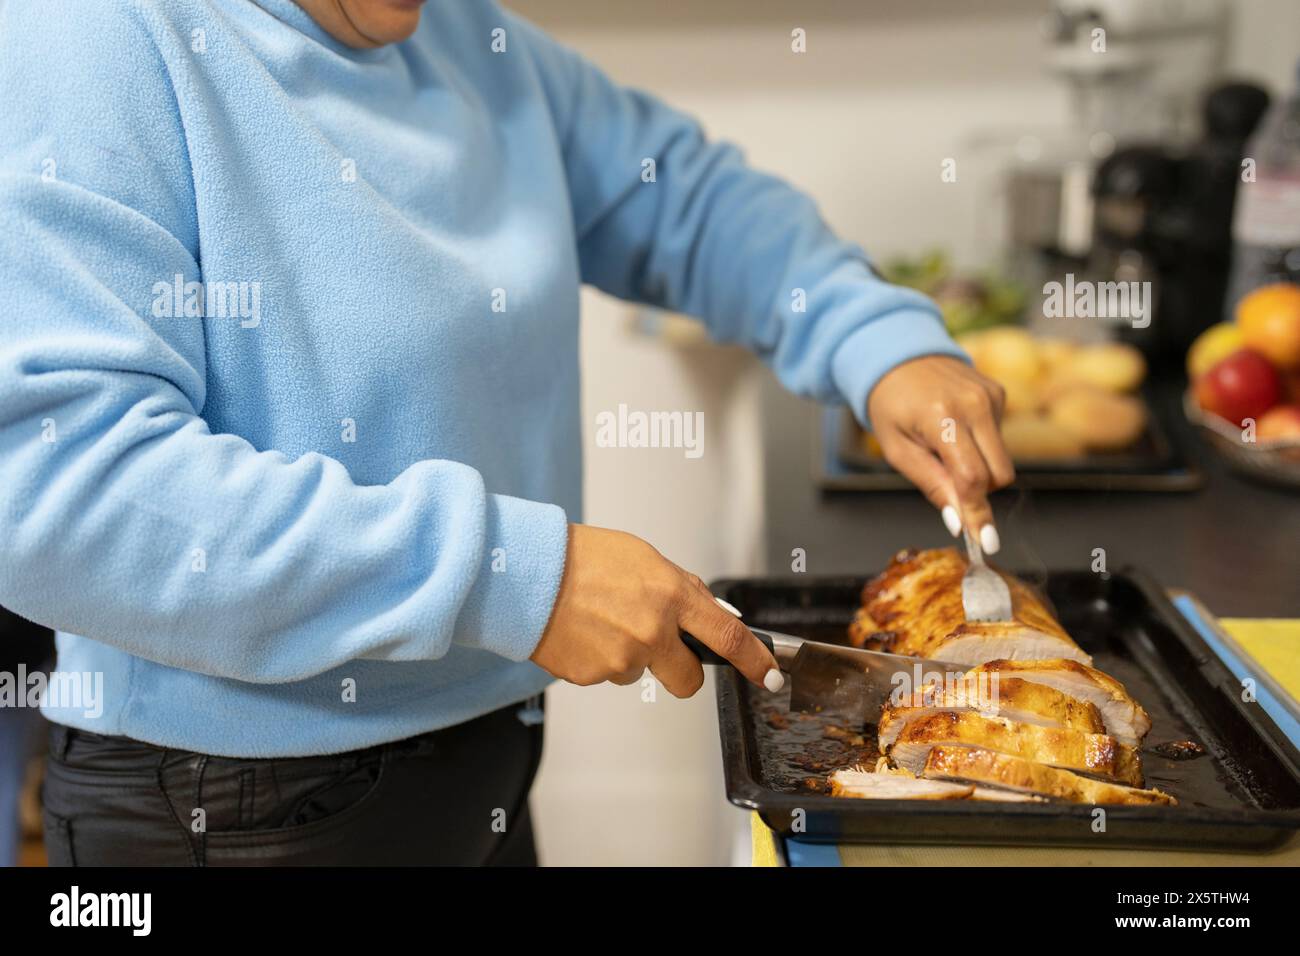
[0,0,964,756]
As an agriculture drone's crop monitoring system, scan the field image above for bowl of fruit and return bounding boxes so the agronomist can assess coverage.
[1185,283,1300,490]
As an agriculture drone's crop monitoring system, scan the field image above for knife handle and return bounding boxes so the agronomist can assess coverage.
[679,628,776,666]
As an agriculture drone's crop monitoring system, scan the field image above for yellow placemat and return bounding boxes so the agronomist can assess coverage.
[751,812,782,867]
[753,617,1300,866]
[1222,618,1300,700]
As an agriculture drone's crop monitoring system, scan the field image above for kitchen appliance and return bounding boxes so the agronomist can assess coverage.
[1092,81,1272,370]
[711,569,1300,850]
[1002,0,1229,275]
[998,0,1251,358]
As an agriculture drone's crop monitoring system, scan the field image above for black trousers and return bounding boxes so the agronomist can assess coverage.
[41,701,544,866]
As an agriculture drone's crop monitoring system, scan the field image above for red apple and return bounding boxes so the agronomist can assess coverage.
[1257,404,1300,442]
[1195,349,1282,427]
[1282,369,1300,405]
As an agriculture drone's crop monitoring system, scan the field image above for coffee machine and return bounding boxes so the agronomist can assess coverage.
[999,0,1265,370]
[1091,83,1271,371]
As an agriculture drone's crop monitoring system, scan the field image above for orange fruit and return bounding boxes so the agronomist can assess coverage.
[1236,283,1300,370]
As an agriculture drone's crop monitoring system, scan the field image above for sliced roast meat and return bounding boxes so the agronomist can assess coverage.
[922,746,1176,806]
[828,767,975,800]
[967,659,1152,746]
[878,676,1106,750]
[888,711,1143,786]
[969,786,1048,803]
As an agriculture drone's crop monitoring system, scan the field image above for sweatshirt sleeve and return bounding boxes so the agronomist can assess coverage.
[509,11,968,427]
[0,1,568,682]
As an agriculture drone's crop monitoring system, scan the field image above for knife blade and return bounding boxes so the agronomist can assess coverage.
[681,627,968,725]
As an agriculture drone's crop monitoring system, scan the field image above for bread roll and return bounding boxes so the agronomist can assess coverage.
[1057,343,1146,393]
[1048,386,1146,451]
[971,327,1045,384]
[1000,413,1086,459]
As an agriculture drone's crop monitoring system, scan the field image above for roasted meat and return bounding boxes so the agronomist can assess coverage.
[888,711,1143,786]
[829,766,975,800]
[825,549,1172,808]
[828,763,1046,803]
[877,677,1106,750]
[967,659,1152,746]
[922,746,1177,806]
[968,787,1047,803]
[858,548,1091,666]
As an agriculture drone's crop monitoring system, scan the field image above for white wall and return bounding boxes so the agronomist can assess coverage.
[516,0,1300,865]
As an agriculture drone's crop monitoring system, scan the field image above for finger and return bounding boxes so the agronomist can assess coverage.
[648,637,706,699]
[975,374,1007,425]
[675,584,779,690]
[610,666,646,687]
[878,431,962,534]
[927,421,994,532]
[677,570,715,601]
[672,568,748,621]
[969,411,1016,490]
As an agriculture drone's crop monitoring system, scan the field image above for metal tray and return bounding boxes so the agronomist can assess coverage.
[712,568,1300,851]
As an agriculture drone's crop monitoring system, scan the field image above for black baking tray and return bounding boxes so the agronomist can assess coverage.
[711,568,1300,851]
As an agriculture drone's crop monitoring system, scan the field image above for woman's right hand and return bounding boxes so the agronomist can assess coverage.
[529,524,779,697]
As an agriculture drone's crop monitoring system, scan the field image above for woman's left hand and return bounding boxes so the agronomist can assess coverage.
[866,355,1015,552]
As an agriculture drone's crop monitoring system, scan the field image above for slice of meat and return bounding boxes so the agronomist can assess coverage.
[878,677,1106,750]
[968,659,1152,746]
[888,711,1144,786]
[859,548,1091,666]
[922,746,1176,805]
[828,767,975,800]
[969,787,1047,803]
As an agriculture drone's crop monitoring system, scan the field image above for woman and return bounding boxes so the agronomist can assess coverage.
[0,0,1012,865]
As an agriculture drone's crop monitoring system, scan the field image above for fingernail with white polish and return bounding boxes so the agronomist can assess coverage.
[941,505,962,538]
[763,668,786,693]
[714,597,743,619]
[980,524,1001,555]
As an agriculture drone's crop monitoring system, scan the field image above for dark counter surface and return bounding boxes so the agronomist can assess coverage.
[759,377,1300,618]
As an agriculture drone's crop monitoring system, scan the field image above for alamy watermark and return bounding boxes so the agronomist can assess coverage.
[50,886,150,936]
[594,403,704,459]
[151,274,262,328]
[889,664,1000,710]
[0,665,103,719]
[1042,274,1151,328]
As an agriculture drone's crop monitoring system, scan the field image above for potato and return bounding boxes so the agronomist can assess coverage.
[971,327,1044,384]
[1056,342,1146,393]
[1000,376,1046,415]
[1036,337,1078,375]
[1047,386,1147,451]
[1000,413,1086,459]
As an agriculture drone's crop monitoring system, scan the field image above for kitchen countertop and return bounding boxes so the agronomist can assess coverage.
[759,376,1300,618]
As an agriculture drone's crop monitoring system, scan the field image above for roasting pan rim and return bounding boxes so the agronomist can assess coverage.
[711,566,1300,851]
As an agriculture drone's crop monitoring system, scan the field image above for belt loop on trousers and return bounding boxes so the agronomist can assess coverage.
[516,694,544,726]
[51,723,73,761]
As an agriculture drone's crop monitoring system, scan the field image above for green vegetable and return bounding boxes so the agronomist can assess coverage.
[881,248,1026,335]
